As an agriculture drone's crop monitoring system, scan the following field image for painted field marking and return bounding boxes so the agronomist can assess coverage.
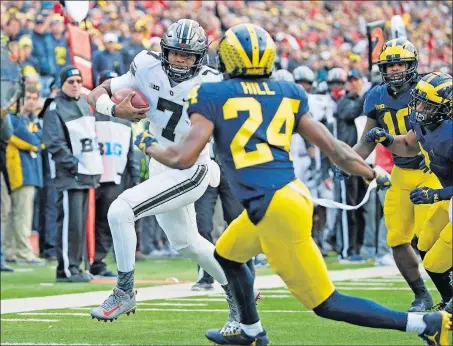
[19,309,312,316]
[1,318,59,322]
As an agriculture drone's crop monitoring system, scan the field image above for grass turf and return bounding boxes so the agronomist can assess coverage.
[4,256,450,345]
[1,281,451,345]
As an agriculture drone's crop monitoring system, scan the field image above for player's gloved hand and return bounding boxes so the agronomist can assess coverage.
[333,166,351,181]
[365,168,392,190]
[134,131,158,153]
[410,187,439,204]
[419,159,431,174]
[365,127,394,147]
[374,170,392,190]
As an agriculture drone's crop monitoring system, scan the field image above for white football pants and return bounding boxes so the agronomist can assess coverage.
[107,159,227,285]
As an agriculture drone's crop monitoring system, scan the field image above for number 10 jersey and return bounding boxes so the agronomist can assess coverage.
[364,82,423,169]
[110,50,222,164]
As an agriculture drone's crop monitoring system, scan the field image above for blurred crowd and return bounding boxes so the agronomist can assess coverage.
[1,0,452,97]
[0,1,451,278]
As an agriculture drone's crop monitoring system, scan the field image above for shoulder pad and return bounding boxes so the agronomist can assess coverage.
[49,101,56,111]
[130,50,160,76]
[198,66,223,81]
[146,50,161,61]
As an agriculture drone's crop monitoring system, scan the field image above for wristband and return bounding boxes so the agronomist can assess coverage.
[95,94,116,116]
[381,134,394,148]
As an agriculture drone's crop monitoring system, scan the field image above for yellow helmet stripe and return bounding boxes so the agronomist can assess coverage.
[244,24,259,66]
[259,31,275,67]
[417,80,444,103]
[225,30,252,68]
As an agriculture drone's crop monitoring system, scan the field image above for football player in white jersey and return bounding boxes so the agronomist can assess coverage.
[87,19,240,325]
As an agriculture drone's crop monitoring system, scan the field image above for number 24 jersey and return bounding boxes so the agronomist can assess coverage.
[187,78,309,223]
[110,50,222,161]
[364,82,423,169]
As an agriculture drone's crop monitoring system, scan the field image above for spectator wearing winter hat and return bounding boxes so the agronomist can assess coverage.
[17,36,40,76]
[42,66,103,282]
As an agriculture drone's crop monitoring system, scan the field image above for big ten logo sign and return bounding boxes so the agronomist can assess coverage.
[98,141,123,156]
[80,138,96,153]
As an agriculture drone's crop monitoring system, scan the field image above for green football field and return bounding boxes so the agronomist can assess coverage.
[1,257,451,345]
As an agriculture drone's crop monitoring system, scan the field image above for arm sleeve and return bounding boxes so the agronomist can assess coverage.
[41,104,79,174]
[186,84,218,125]
[438,186,453,201]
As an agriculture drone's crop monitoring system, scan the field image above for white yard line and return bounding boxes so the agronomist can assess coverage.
[1,318,59,322]
[138,302,208,306]
[19,309,313,316]
[1,266,401,315]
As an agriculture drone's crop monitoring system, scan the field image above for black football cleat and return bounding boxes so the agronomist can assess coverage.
[206,327,269,346]
[408,294,433,312]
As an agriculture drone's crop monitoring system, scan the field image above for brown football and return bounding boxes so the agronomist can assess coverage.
[112,88,149,109]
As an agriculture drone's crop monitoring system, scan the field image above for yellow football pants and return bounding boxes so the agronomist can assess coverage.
[216,179,335,310]
[384,166,442,247]
[421,201,452,273]
[418,201,450,252]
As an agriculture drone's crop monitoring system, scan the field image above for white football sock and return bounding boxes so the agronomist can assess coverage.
[406,313,427,334]
[241,321,264,337]
[108,198,137,272]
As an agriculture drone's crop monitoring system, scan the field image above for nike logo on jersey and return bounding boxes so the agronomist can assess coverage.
[182,98,187,102]
[103,305,120,316]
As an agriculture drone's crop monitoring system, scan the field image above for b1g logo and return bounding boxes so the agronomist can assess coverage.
[98,142,123,156]
[80,138,96,153]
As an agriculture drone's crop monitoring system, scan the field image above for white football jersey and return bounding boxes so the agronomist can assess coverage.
[110,50,222,164]
[307,93,335,124]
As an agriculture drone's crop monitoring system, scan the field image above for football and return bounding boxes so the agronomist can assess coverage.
[112,88,149,109]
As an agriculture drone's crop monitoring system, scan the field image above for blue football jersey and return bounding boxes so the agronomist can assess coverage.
[364,82,423,169]
[187,78,309,223]
[413,119,453,188]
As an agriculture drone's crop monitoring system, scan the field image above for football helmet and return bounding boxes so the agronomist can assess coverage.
[272,69,294,82]
[293,65,315,84]
[378,38,418,88]
[217,24,275,78]
[409,72,452,127]
[326,67,347,100]
[160,19,208,82]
